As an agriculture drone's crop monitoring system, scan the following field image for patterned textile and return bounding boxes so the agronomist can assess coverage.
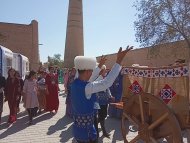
[121,65,188,78]
[159,84,176,104]
[96,90,110,105]
[74,113,94,128]
[122,64,189,126]
[129,81,142,94]
[71,78,97,142]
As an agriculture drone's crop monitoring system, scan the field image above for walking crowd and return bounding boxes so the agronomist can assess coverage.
[0,66,59,125]
[0,46,132,143]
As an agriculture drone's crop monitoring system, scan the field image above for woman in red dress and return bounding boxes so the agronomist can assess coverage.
[4,68,20,124]
[45,66,59,114]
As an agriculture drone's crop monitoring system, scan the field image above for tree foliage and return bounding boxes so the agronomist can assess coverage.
[47,54,64,68]
[134,0,190,48]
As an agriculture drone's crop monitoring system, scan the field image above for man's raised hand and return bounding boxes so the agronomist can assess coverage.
[98,55,107,68]
[116,46,133,65]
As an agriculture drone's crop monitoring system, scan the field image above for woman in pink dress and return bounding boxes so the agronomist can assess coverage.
[23,71,39,125]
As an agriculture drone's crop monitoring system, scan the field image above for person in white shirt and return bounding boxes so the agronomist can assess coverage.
[95,65,115,138]
[71,46,133,143]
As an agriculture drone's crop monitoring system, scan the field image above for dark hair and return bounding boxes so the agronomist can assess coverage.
[28,70,36,79]
[7,68,16,78]
[15,71,20,77]
[77,69,86,74]
[48,66,54,71]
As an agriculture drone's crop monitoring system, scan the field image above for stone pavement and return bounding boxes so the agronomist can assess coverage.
[0,84,189,143]
[0,84,125,143]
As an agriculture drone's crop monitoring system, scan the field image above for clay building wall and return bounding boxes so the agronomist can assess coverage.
[0,20,39,70]
[97,40,190,69]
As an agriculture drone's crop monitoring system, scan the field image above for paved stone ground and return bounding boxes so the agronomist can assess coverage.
[0,84,189,143]
[0,85,125,143]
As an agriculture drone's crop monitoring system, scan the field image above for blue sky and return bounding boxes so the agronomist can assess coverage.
[1,0,139,63]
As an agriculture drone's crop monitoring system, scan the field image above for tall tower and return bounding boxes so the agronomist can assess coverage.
[64,0,84,68]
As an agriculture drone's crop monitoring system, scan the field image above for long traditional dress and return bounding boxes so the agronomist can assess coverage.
[4,77,20,123]
[37,77,46,110]
[23,79,39,123]
[17,78,24,112]
[63,70,69,92]
[23,79,39,109]
[45,73,59,112]
[65,73,75,118]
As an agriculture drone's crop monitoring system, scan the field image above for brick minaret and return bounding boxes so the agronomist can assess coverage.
[64,0,84,68]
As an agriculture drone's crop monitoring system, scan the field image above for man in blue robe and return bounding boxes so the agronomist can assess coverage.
[71,46,133,143]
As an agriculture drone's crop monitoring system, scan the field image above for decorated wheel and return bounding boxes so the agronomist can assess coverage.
[121,92,183,143]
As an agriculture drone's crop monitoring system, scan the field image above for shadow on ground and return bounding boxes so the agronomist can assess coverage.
[0,111,28,139]
[97,116,124,143]
[0,111,54,139]
[47,115,74,142]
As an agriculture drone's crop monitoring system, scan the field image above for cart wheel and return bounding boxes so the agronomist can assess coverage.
[121,92,183,143]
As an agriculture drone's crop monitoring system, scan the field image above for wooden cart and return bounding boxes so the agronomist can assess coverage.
[115,64,190,142]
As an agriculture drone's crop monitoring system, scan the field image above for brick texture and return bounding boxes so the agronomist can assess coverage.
[0,20,39,71]
[97,40,190,69]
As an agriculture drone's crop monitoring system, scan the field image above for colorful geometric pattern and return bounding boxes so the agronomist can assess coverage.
[121,65,188,78]
[74,114,94,128]
[129,80,142,94]
[159,84,176,104]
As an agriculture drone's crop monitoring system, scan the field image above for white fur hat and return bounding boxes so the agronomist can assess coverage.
[74,56,97,70]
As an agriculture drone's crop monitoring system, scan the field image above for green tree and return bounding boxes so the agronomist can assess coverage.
[47,54,64,68]
[134,0,190,49]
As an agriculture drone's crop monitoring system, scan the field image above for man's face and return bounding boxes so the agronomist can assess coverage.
[50,67,54,73]
[32,74,37,79]
[71,68,76,75]
[86,70,93,80]
[9,69,15,77]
